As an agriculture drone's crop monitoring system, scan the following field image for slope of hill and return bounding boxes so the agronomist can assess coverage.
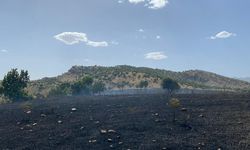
[27,65,250,97]
[237,77,250,83]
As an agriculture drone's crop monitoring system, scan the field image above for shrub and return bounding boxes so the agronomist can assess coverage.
[168,98,181,122]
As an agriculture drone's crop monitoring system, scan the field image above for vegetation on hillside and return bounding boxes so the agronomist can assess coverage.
[48,76,106,97]
[2,65,250,99]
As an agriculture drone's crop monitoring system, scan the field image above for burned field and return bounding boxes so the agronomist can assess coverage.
[0,94,250,150]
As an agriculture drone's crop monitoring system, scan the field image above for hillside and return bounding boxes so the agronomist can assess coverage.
[238,77,250,83]
[27,65,250,97]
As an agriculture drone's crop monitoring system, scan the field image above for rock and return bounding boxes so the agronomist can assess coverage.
[107,138,113,142]
[152,139,156,142]
[80,126,85,130]
[95,121,100,124]
[58,120,63,124]
[32,123,37,126]
[118,141,123,145]
[17,122,21,125]
[199,114,204,118]
[162,147,167,150]
[100,129,107,134]
[109,144,114,148]
[89,139,97,143]
[218,148,222,150]
[71,108,77,111]
[108,129,116,133]
[26,111,31,114]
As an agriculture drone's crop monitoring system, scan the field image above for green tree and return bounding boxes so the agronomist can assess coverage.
[161,78,180,96]
[137,80,148,88]
[49,82,72,96]
[92,81,106,94]
[1,69,30,101]
[71,76,94,95]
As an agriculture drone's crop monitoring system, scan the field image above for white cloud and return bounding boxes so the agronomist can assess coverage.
[210,31,236,40]
[54,32,88,45]
[156,35,161,39]
[145,51,167,60]
[128,0,145,4]
[1,49,8,53]
[127,0,168,9]
[138,28,144,32]
[86,41,109,47]
[54,32,109,47]
[148,0,168,9]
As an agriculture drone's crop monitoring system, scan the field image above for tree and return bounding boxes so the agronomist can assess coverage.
[161,78,180,96]
[71,76,94,95]
[0,85,3,95]
[92,81,106,94]
[137,80,148,88]
[1,69,30,101]
[49,82,72,96]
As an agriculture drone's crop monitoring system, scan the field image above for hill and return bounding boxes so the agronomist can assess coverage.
[27,65,250,97]
[238,77,250,83]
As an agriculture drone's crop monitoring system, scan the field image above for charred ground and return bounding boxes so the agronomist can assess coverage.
[0,94,250,150]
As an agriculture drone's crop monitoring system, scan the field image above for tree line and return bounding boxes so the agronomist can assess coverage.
[0,69,180,102]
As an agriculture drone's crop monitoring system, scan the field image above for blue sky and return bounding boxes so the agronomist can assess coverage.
[1,0,250,79]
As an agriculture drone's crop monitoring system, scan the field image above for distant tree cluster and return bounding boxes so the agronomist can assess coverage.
[0,69,30,101]
[49,76,106,96]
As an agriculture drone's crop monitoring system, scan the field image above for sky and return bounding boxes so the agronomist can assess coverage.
[1,0,250,80]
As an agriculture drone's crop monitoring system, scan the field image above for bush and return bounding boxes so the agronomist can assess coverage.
[168,98,181,122]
